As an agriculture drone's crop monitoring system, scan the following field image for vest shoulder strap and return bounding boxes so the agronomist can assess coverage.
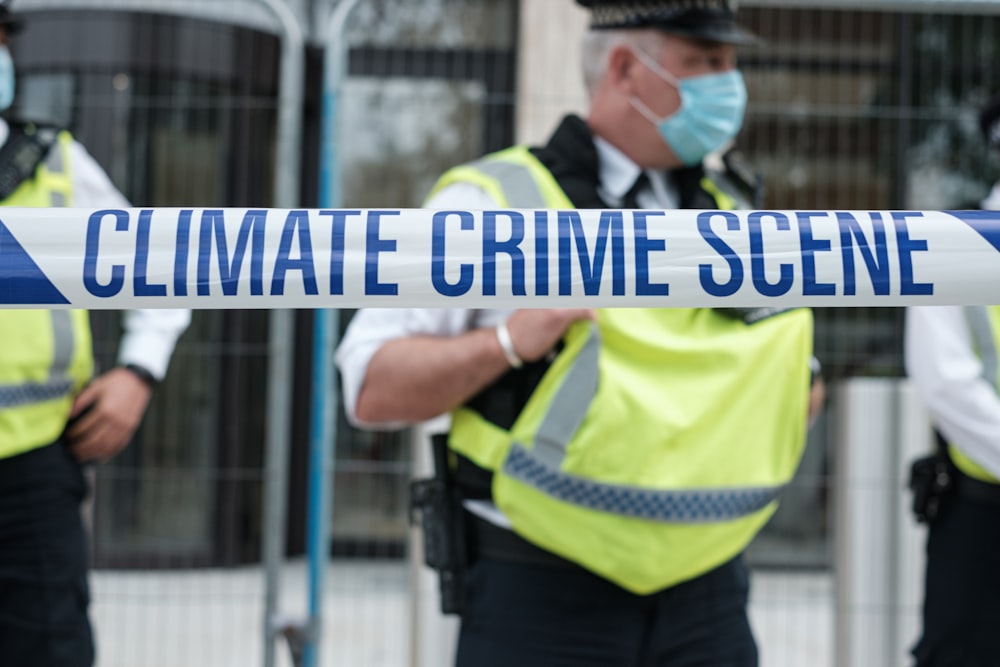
[0,121,63,202]
[714,148,764,208]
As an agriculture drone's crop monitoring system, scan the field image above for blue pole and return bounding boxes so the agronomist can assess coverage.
[304,3,358,665]
[303,307,336,667]
[319,89,340,210]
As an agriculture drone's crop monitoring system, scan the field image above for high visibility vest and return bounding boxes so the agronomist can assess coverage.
[946,306,1000,483]
[432,146,814,594]
[0,129,94,460]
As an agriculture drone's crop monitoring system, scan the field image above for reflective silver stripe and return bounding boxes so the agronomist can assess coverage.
[965,306,998,389]
[502,323,784,523]
[49,311,74,381]
[0,311,77,408]
[0,380,74,408]
[46,147,63,172]
[0,138,76,409]
[471,158,547,209]
[531,323,602,468]
[44,131,67,206]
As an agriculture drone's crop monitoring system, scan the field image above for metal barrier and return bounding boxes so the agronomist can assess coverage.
[6,1,1000,666]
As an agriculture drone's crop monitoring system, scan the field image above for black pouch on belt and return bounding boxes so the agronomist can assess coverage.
[409,433,467,615]
[908,451,954,524]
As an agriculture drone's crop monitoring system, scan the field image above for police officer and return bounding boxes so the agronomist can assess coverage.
[338,1,821,665]
[0,3,190,665]
[905,94,1000,667]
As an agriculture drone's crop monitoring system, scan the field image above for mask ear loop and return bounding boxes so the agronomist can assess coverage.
[630,47,682,88]
[626,47,686,124]
[628,95,665,125]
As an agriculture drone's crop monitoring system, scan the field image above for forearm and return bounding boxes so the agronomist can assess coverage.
[355,326,512,424]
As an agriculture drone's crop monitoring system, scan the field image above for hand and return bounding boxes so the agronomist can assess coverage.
[65,367,153,462]
[504,308,596,363]
[808,377,826,429]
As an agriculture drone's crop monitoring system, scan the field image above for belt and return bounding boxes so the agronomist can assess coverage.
[954,469,1000,505]
[466,511,581,570]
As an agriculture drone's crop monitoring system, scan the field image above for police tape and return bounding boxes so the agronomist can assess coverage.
[1,207,998,309]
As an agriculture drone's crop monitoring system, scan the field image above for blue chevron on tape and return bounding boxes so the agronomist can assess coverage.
[0,220,69,305]
[948,210,1000,253]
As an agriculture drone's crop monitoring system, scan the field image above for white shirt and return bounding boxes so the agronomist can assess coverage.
[337,134,686,527]
[0,118,190,379]
[904,190,1000,478]
[336,136,676,427]
[982,182,1000,211]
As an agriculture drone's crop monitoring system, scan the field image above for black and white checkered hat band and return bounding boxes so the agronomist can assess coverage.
[589,0,737,28]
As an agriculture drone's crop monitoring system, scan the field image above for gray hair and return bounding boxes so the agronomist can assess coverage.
[580,28,666,97]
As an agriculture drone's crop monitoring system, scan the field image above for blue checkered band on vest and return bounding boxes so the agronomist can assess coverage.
[503,443,780,523]
[0,380,75,408]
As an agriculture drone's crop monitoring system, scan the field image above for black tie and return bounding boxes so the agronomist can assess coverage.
[622,171,649,209]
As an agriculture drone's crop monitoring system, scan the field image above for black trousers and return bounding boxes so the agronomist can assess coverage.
[912,481,1000,667]
[0,442,94,667]
[455,553,757,667]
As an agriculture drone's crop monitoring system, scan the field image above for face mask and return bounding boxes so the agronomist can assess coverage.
[0,46,14,112]
[628,48,747,166]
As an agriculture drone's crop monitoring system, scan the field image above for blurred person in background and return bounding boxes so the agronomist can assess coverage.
[338,1,824,665]
[974,95,1000,211]
[0,2,190,666]
[905,93,1000,667]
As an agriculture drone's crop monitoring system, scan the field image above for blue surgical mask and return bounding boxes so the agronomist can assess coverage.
[629,48,747,166]
[0,46,14,112]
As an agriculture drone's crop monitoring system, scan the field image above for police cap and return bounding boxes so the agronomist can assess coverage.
[576,0,755,45]
[980,94,1000,152]
[0,0,24,36]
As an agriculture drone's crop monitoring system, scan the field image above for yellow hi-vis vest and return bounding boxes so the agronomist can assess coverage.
[946,306,1000,483]
[0,129,93,460]
[432,146,814,594]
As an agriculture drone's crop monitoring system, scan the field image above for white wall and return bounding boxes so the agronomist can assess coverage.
[515,0,590,146]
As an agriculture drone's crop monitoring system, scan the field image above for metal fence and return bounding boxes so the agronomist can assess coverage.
[12,0,1000,665]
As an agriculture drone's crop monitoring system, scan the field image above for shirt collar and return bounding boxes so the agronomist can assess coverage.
[593,136,644,200]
